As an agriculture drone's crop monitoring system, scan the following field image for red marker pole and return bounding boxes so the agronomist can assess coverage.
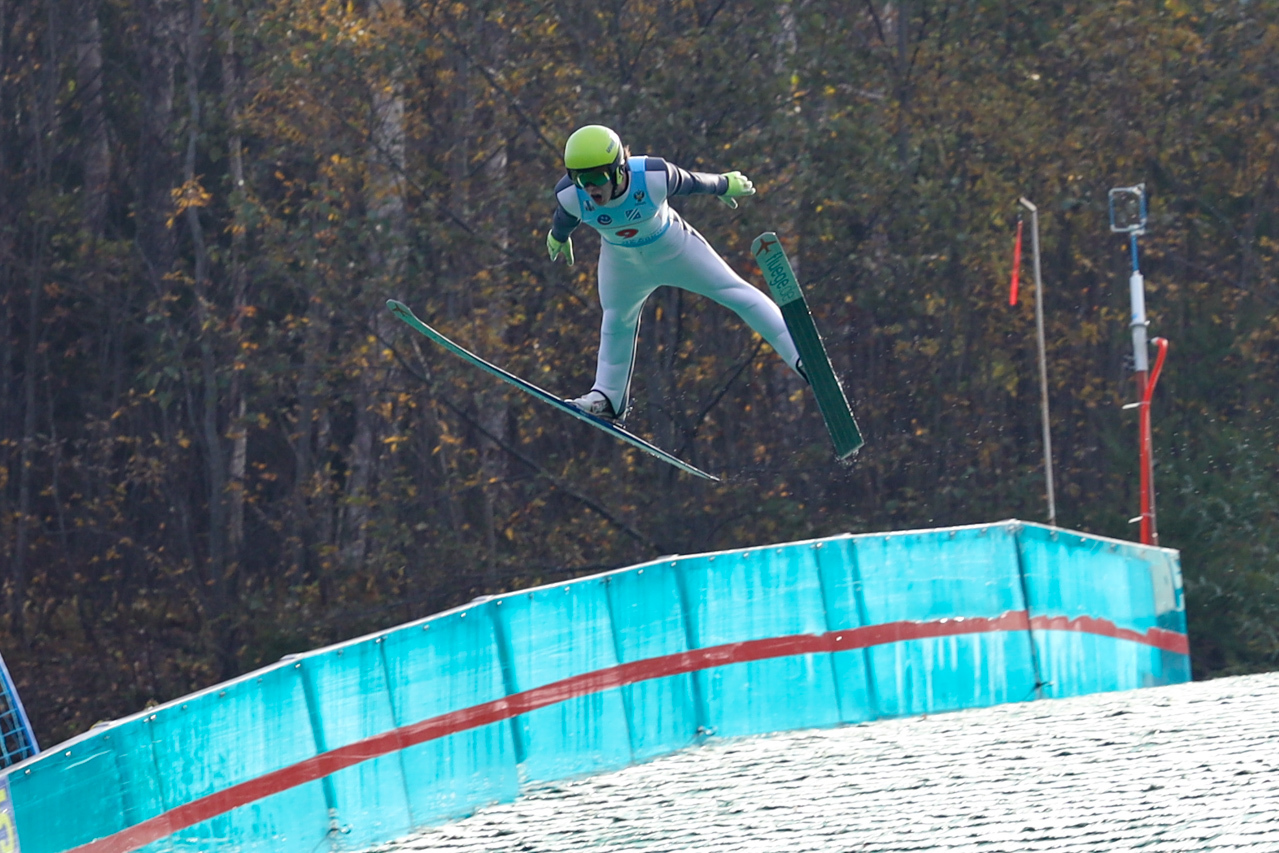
[1137,338,1168,545]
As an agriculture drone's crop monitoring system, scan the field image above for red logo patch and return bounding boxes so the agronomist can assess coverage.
[616,228,639,239]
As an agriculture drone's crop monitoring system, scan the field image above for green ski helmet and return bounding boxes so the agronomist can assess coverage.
[564,125,626,190]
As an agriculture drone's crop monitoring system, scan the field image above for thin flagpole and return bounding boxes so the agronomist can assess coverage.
[1019,198,1057,526]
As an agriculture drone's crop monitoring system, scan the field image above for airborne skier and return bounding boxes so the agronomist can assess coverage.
[546,124,805,422]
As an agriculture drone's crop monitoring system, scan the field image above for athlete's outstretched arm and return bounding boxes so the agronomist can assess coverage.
[654,157,755,208]
[548,175,580,264]
[653,157,725,197]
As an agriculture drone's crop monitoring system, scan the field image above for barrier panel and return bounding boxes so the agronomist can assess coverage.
[603,560,700,762]
[679,546,842,738]
[837,526,1042,718]
[2,521,1189,853]
[1015,525,1190,697]
[378,604,517,830]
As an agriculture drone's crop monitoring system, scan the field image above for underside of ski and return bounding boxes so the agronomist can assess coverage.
[751,232,864,459]
[387,300,720,482]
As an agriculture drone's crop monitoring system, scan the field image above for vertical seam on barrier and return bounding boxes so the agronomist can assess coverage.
[812,540,849,723]
[670,558,711,741]
[142,713,174,833]
[486,602,528,764]
[600,579,639,764]
[847,535,881,719]
[109,731,139,831]
[1011,525,1047,700]
[297,660,343,847]
[377,637,419,831]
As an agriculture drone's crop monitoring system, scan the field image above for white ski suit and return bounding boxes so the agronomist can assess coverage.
[550,156,801,415]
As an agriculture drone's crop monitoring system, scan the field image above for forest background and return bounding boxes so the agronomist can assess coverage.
[2,0,1278,747]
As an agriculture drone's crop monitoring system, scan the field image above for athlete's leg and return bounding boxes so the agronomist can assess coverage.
[670,230,802,370]
[590,246,658,414]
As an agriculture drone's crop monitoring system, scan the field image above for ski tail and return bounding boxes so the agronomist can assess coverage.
[751,233,864,459]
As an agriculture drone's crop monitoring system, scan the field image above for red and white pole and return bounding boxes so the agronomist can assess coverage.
[1111,185,1168,547]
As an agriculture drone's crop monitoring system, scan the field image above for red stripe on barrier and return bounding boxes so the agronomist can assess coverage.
[69,611,1185,853]
[1030,614,1190,655]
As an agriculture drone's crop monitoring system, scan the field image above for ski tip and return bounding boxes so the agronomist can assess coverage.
[750,231,782,258]
[387,299,419,322]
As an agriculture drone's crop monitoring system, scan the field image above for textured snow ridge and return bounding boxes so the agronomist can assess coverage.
[374,672,1279,853]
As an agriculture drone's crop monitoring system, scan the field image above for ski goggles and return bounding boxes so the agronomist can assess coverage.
[569,166,616,188]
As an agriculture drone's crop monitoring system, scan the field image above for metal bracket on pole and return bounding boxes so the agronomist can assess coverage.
[1108,184,1147,236]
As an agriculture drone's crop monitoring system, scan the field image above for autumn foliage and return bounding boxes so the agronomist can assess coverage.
[2,0,1278,745]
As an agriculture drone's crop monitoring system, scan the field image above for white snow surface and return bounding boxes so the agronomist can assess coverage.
[371,672,1279,852]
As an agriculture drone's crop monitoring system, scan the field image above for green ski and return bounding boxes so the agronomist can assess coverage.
[387,300,719,482]
[751,232,864,459]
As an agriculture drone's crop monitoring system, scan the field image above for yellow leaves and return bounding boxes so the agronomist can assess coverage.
[382,434,409,451]
[990,355,1019,396]
[1076,320,1104,346]
[167,178,214,228]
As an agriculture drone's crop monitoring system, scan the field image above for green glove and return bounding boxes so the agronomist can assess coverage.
[718,170,756,209]
[546,231,574,265]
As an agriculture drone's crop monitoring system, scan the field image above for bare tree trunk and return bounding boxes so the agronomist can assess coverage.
[476,38,511,585]
[222,9,249,565]
[10,242,41,642]
[288,308,327,581]
[340,0,407,571]
[477,134,510,586]
[133,0,182,277]
[446,13,511,585]
[181,0,236,674]
[75,0,110,236]
[0,275,11,578]
[893,0,910,168]
[9,0,62,642]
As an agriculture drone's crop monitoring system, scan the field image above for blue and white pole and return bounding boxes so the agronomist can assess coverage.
[1110,185,1150,375]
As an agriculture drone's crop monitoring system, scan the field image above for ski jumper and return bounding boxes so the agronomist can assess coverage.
[550,156,801,414]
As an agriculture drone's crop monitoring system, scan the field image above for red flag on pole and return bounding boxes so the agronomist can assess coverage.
[1009,219,1023,306]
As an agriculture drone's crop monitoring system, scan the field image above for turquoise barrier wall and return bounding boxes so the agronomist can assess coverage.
[1,521,1189,853]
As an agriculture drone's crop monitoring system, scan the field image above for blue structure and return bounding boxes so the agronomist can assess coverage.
[0,521,1189,853]
[0,651,37,769]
